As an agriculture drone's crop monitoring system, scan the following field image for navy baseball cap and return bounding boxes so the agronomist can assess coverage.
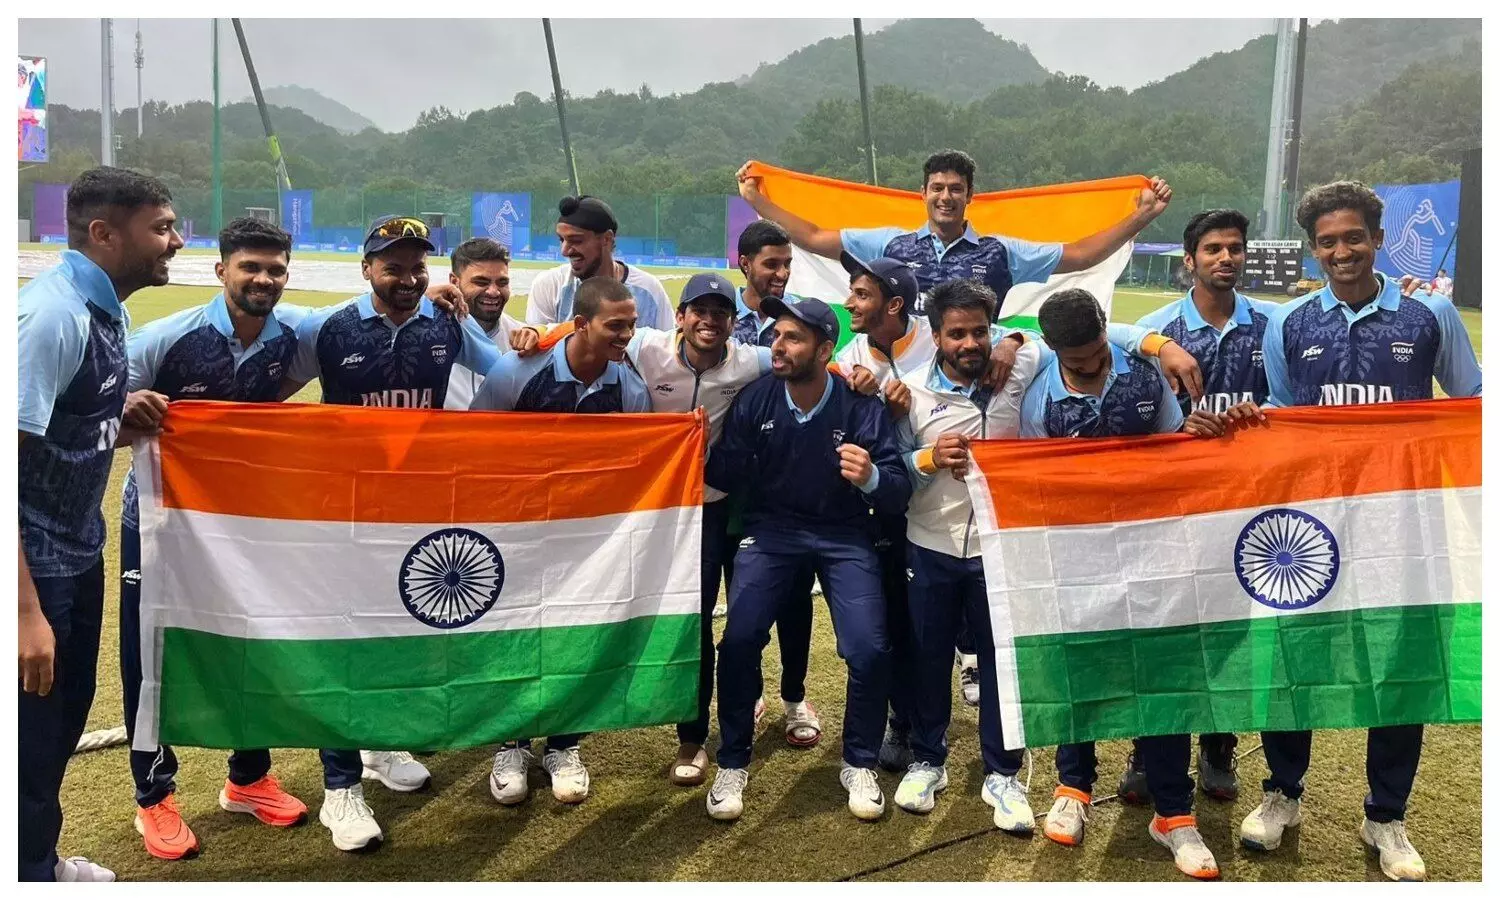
[364,215,436,257]
[761,295,841,344]
[841,251,919,308]
[678,272,738,311]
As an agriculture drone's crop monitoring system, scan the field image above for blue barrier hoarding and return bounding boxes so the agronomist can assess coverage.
[281,190,315,243]
[472,193,531,252]
[1374,180,1460,280]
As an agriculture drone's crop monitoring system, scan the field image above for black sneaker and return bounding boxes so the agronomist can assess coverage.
[1117,748,1151,806]
[1196,747,1239,801]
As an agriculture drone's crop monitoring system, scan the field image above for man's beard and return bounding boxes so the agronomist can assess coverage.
[773,354,819,382]
[942,347,988,380]
[229,287,278,318]
[375,281,425,311]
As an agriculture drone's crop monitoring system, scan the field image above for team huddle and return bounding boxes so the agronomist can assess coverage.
[17,150,1480,883]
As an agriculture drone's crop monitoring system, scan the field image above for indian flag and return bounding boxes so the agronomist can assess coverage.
[965,399,1481,750]
[746,161,1149,331]
[131,402,705,752]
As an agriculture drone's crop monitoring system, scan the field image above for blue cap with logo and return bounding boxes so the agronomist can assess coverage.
[841,251,920,309]
[760,295,841,344]
[678,272,738,311]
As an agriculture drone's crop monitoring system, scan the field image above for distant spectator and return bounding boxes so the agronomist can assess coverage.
[1433,269,1454,296]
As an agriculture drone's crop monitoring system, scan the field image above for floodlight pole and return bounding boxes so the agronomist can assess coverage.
[212,18,223,234]
[853,19,878,186]
[100,19,115,166]
[134,20,144,138]
[542,19,581,196]
[1281,18,1309,239]
[232,18,292,226]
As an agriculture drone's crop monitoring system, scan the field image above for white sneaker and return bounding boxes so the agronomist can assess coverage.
[54,856,116,882]
[840,765,885,821]
[319,785,383,852]
[1361,819,1427,881]
[1239,789,1302,851]
[488,745,533,806]
[707,767,749,821]
[893,762,947,814]
[958,653,980,707]
[360,750,431,792]
[983,772,1035,835]
[1044,789,1090,846]
[542,746,590,803]
[1150,815,1221,880]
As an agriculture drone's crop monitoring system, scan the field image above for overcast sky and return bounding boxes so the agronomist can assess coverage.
[20,18,1279,132]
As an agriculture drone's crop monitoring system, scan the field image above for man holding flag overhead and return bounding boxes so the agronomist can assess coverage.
[736,150,1172,317]
[1242,180,1482,883]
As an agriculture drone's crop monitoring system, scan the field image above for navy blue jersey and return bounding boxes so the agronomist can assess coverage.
[843,224,1061,316]
[1264,274,1482,407]
[17,250,130,577]
[1020,344,1183,438]
[287,293,500,408]
[1136,291,1277,414]
[120,294,300,527]
[470,335,652,413]
[706,372,911,541]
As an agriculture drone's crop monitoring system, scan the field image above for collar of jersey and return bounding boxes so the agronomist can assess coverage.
[927,358,978,398]
[738,288,795,328]
[867,316,921,365]
[784,371,834,423]
[916,221,981,251]
[356,291,434,321]
[1180,289,1254,332]
[1044,343,1131,401]
[1316,272,1400,314]
[551,335,621,386]
[58,249,124,319]
[206,293,284,346]
[675,331,729,373]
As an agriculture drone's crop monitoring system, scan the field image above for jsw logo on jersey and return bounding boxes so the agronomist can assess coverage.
[930,402,950,416]
[1193,392,1254,414]
[121,568,142,585]
[760,421,775,433]
[362,388,434,408]
[1301,345,1326,360]
[341,353,366,367]
[654,383,675,394]
[1319,383,1395,406]
[98,373,119,394]
[179,382,210,395]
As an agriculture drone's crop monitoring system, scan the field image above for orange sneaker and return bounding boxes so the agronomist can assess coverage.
[134,794,201,860]
[219,774,309,827]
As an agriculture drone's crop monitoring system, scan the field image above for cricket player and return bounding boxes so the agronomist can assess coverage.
[704,297,912,822]
[1241,181,1481,882]
[18,167,182,882]
[471,276,651,806]
[115,218,310,860]
[737,149,1172,316]
[442,237,531,409]
[1018,289,1229,881]
[728,220,817,731]
[279,214,501,851]
[1115,208,1282,807]
[525,195,675,331]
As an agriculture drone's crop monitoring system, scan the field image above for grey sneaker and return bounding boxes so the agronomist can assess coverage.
[877,723,913,773]
[1196,746,1239,801]
[1116,747,1151,806]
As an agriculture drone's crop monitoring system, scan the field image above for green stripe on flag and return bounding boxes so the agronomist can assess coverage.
[1012,603,1480,746]
[159,614,701,750]
[996,315,1039,332]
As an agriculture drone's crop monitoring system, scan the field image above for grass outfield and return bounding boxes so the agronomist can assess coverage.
[54,280,1480,882]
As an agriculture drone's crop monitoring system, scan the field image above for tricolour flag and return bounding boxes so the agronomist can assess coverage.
[965,399,1481,750]
[131,402,705,752]
[746,161,1149,331]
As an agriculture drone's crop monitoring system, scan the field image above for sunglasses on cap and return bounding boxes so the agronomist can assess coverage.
[371,217,430,239]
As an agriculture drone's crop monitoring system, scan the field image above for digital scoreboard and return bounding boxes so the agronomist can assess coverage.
[1244,240,1303,293]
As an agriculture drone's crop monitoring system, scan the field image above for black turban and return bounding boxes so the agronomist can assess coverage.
[557,195,618,234]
